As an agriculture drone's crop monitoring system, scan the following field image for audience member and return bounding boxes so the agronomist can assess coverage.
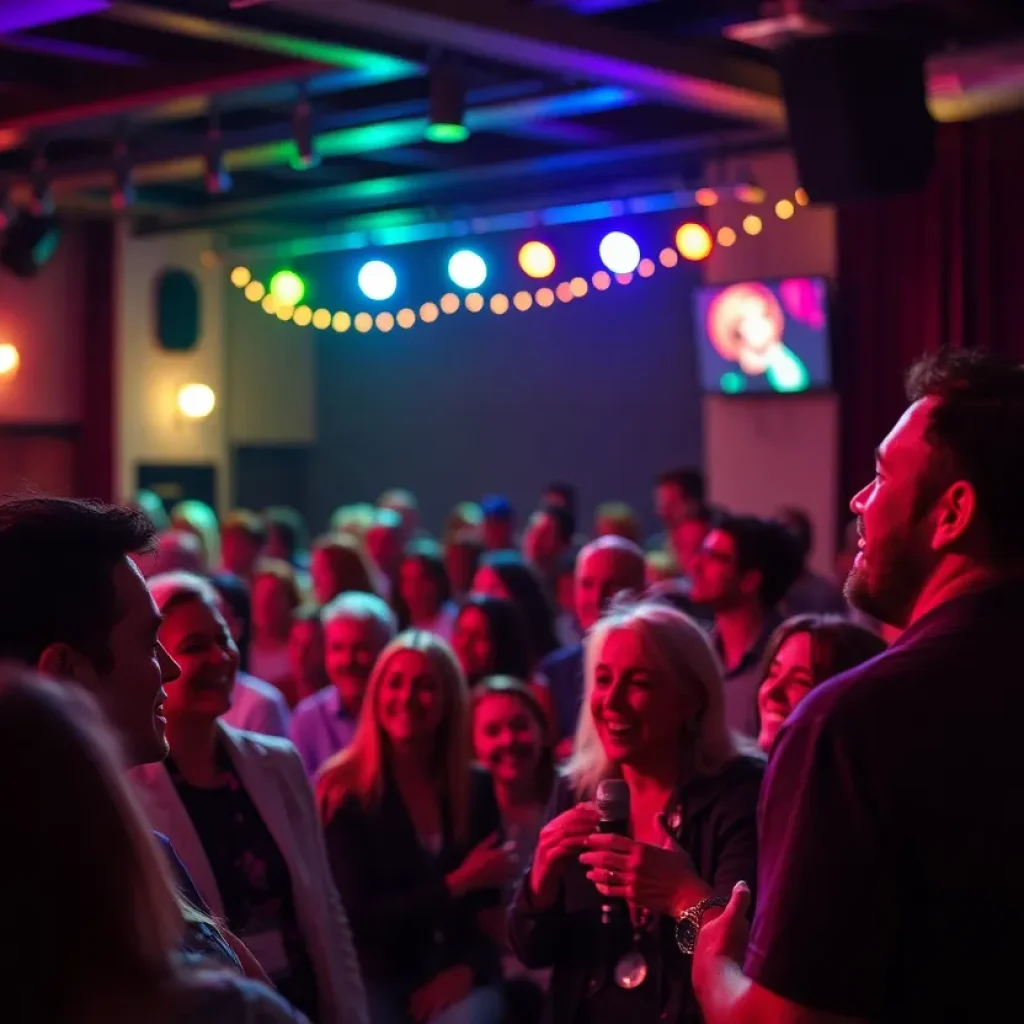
[444,501,483,542]
[331,503,377,540]
[319,632,509,1024]
[135,528,206,579]
[472,551,559,665]
[132,487,171,531]
[290,592,397,778]
[648,467,705,553]
[0,669,309,1024]
[694,349,1024,1023]
[541,482,576,520]
[534,536,645,753]
[551,548,581,648]
[444,528,484,602]
[644,549,679,587]
[265,506,310,571]
[171,500,220,572]
[522,503,575,584]
[220,510,266,584]
[135,573,366,1024]
[756,614,886,753]
[311,534,378,606]
[365,508,405,599]
[451,595,532,689]
[480,495,516,551]
[394,538,457,641]
[377,488,421,541]
[775,506,847,616]
[689,516,802,737]
[594,501,641,544]
[288,605,330,704]
[250,558,302,691]
[509,600,762,1024]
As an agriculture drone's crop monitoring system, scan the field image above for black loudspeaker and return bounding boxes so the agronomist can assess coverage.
[778,34,936,204]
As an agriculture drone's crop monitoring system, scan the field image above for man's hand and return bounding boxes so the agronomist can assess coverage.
[692,881,751,1002]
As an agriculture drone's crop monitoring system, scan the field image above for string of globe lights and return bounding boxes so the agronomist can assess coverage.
[229,187,810,335]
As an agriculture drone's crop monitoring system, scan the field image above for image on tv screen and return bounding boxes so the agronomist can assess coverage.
[692,277,832,395]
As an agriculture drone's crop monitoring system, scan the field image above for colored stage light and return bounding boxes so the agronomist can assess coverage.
[230,266,251,288]
[775,199,795,220]
[717,227,737,247]
[599,232,640,274]
[742,215,763,236]
[675,222,713,262]
[178,383,215,419]
[426,122,470,144]
[518,241,555,279]
[358,260,397,301]
[269,270,305,306]
[312,308,332,329]
[448,249,487,289]
[0,342,20,380]
[245,281,265,302]
[465,293,484,313]
[333,312,351,333]
[293,305,313,326]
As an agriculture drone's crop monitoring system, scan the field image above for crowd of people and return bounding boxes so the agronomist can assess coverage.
[0,347,1020,1023]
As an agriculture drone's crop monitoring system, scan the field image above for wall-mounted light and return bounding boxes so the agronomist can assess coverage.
[0,342,20,382]
[177,383,216,419]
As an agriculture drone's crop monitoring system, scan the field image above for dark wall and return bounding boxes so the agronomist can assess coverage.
[250,211,704,536]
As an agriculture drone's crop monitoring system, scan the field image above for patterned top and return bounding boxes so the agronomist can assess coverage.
[167,745,320,1021]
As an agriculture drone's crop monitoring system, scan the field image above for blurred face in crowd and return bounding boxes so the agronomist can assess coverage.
[482,516,514,552]
[221,527,263,579]
[575,546,644,633]
[847,398,942,628]
[689,529,753,611]
[264,524,292,562]
[252,574,294,638]
[523,511,562,566]
[590,626,695,770]
[289,618,325,689]
[159,597,238,722]
[757,630,814,752]
[68,559,180,767]
[473,691,544,791]
[471,565,512,602]
[452,606,493,683]
[325,614,388,716]
[399,558,442,623]
[670,517,710,579]
[366,521,404,576]
[655,482,695,530]
[377,650,445,747]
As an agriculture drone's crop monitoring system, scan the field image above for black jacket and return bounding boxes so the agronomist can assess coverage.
[508,755,763,1024]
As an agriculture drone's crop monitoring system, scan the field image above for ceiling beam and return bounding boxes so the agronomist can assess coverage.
[274,0,785,125]
[0,32,147,66]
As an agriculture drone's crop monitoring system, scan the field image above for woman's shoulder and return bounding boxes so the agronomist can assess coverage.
[177,972,308,1023]
[699,753,766,818]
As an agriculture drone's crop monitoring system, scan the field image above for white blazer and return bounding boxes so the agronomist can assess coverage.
[130,723,368,1024]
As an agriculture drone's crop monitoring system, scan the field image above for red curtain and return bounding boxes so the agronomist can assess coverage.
[836,110,1024,517]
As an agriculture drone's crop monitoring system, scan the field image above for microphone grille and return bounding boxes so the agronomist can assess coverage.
[596,778,630,820]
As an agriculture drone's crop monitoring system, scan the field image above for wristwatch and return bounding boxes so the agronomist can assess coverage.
[674,894,728,955]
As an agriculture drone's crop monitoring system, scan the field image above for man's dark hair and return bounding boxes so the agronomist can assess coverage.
[777,506,813,560]
[263,505,308,560]
[0,497,156,668]
[906,349,1024,561]
[544,482,577,518]
[656,467,705,504]
[541,503,575,544]
[717,515,803,610]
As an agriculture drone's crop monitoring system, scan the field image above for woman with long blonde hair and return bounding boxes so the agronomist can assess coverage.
[318,631,514,1024]
[0,665,306,1024]
[508,599,763,1024]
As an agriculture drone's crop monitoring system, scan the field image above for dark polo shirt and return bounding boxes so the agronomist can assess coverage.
[746,581,1024,1022]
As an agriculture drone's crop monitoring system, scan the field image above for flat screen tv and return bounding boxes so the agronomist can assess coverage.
[692,276,833,394]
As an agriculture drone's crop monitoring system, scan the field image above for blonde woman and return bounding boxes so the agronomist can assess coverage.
[0,666,306,1024]
[318,631,514,1024]
[131,573,368,1024]
[508,600,763,1024]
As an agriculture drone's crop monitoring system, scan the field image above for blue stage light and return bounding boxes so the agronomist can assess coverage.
[448,250,487,290]
[598,231,641,275]
[358,260,397,301]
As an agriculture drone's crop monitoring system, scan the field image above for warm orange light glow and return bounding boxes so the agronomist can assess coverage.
[615,273,634,285]
[535,287,555,307]
[230,266,251,288]
[569,277,588,298]
[775,199,795,220]
[795,187,809,206]
[376,312,395,332]
[675,222,713,262]
[261,294,278,314]
[659,248,679,268]
[717,226,737,247]
[420,302,439,323]
[396,308,416,328]
[333,312,352,332]
[0,343,20,380]
[742,215,763,236]
[490,293,510,314]
[354,312,374,332]
[275,304,295,321]
[695,188,719,207]
[637,258,656,277]
[440,292,460,314]
[177,383,215,419]
[293,305,313,327]
[518,241,556,279]
[735,184,766,204]
[313,308,332,329]
[465,292,484,313]
[245,280,265,302]
[513,291,533,311]
[592,271,611,291]
[555,282,573,303]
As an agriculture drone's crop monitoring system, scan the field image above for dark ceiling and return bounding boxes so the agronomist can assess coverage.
[0,0,1021,240]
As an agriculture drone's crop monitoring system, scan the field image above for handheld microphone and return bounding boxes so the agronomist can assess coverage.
[595,779,629,925]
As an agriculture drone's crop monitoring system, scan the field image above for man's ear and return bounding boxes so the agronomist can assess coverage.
[738,568,762,600]
[37,642,89,684]
[932,481,976,552]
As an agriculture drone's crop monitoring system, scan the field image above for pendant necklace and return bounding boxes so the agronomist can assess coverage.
[613,904,651,989]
